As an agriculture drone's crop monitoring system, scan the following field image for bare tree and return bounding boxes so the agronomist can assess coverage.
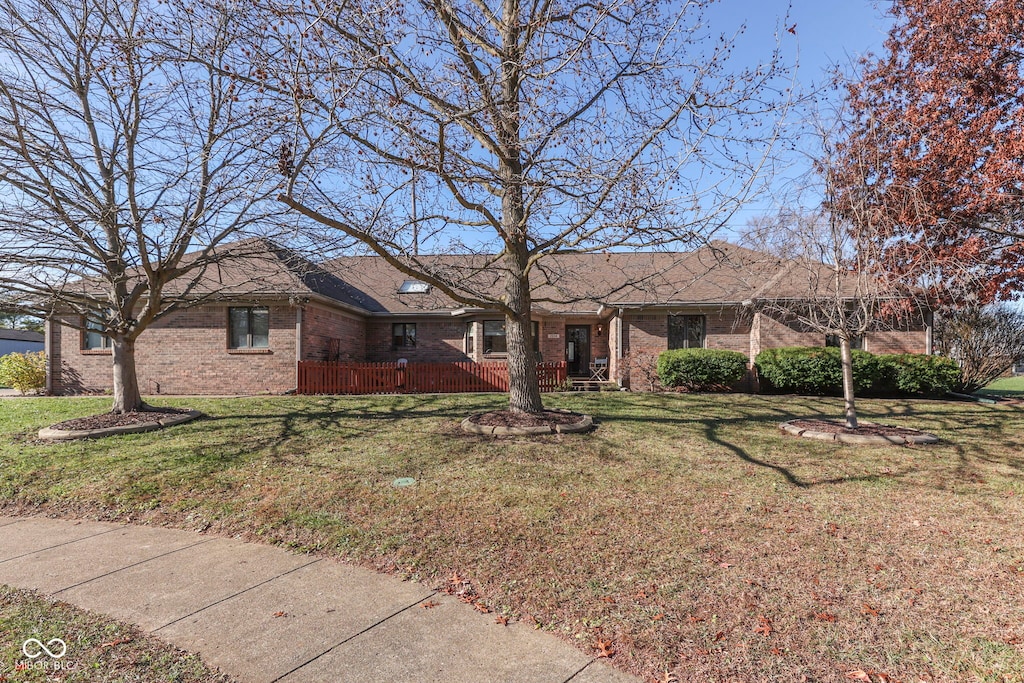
[743,117,922,429]
[0,0,286,413]
[239,0,794,413]
[935,304,1024,393]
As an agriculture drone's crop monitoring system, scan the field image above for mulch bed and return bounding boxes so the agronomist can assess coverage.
[468,409,587,429]
[788,418,927,438]
[51,407,193,431]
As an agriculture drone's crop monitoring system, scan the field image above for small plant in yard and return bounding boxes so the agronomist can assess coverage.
[0,351,45,394]
[656,348,747,391]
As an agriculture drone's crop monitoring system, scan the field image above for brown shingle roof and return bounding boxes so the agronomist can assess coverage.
[69,238,863,317]
[319,242,819,314]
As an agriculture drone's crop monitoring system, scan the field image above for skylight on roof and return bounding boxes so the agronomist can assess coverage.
[398,280,431,294]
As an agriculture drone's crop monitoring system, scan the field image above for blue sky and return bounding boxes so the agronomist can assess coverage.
[700,1,896,233]
[707,0,894,86]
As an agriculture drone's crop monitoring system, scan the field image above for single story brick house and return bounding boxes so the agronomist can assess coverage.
[45,241,932,395]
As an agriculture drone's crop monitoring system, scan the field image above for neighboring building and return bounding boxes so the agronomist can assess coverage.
[0,328,44,356]
[45,241,932,395]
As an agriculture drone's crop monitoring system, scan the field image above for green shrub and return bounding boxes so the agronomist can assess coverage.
[754,346,878,395]
[756,346,959,398]
[876,353,961,398]
[657,348,748,391]
[0,351,46,394]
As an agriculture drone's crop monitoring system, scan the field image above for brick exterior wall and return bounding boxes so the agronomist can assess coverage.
[865,329,928,355]
[301,304,366,361]
[621,309,751,357]
[755,313,821,352]
[755,312,929,356]
[617,309,756,389]
[50,304,300,395]
[365,319,471,362]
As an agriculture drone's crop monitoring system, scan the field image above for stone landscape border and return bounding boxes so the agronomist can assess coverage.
[779,419,939,446]
[38,410,204,441]
[461,412,594,436]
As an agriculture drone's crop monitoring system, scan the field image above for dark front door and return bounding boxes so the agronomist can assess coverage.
[565,325,591,377]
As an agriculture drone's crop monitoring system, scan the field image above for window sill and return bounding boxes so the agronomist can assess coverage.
[227,348,273,354]
[483,353,508,359]
[80,349,112,355]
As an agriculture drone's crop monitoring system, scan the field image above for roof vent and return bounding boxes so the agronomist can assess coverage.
[398,280,431,294]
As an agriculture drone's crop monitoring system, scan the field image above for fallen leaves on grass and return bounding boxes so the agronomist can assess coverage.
[494,615,508,626]
[754,615,773,636]
[861,603,880,617]
[813,612,838,622]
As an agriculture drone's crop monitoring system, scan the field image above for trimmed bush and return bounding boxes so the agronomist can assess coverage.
[0,351,46,394]
[876,353,961,398]
[754,346,877,395]
[755,346,960,398]
[657,348,748,391]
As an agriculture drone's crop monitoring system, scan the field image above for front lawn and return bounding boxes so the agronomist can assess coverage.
[979,376,1024,397]
[1,393,1022,682]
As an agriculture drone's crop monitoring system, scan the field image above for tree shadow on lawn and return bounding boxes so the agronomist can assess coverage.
[188,394,504,461]
[172,392,1022,490]
[595,393,1023,489]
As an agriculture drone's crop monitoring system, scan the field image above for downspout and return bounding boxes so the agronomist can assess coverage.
[44,318,53,395]
[295,306,303,392]
[615,308,623,385]
[925,309,933,355]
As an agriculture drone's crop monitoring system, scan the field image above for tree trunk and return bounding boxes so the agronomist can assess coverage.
[504,250,544,413]
[111,334,146,414]
[506,310,543,414]
[839,336,858,429]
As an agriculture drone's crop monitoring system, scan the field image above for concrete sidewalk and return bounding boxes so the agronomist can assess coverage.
[0,516,638,683]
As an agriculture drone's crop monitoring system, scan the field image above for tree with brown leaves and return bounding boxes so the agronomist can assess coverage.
[838,0,1024,303]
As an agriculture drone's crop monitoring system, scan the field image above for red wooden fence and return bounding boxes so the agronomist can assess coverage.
[297,361,569,395]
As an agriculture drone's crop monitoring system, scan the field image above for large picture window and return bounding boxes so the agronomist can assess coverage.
[83,316,111,350]
[480,320,538,354]
[229,307,269,349]
[483,320,506,354]
[392,322,416,349]
[668,314,705,349]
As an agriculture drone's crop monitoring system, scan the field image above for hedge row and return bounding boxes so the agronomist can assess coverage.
[656,348,748,391]
[754,347,960,398]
